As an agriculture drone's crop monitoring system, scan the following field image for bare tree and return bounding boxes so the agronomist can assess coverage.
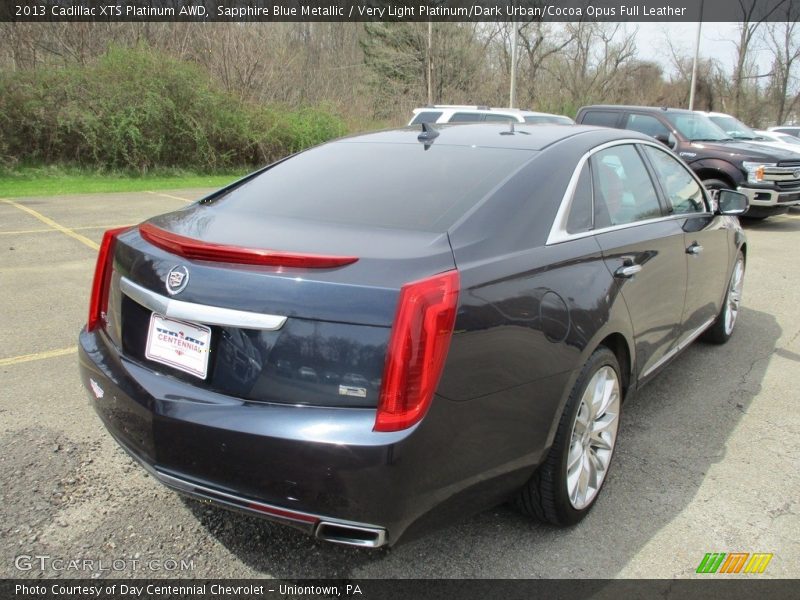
[731,0,788,116]
[765,6,800,124]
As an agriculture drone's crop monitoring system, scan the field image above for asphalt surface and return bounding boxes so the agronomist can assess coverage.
[1,191,798,579]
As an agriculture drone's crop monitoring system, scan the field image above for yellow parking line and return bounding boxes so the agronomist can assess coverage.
[146,190,191,203]
[1,199,99,251]
[0,224,129,236]
[0,346,77,367]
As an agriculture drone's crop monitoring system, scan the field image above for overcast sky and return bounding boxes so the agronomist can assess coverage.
[633,22,770,75]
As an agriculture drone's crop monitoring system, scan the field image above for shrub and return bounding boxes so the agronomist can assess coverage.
[0,46,347,171]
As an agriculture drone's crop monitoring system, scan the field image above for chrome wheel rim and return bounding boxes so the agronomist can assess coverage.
[724,258,745,335]
[567,366,621,510]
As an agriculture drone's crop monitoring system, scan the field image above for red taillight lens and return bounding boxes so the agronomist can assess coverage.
[87,226,129,332]
[139,222,358,268]
[375,270,459,432]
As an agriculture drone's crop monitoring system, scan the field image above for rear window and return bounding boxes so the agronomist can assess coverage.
[410,111,443,124]
[581,111,620,128]
[212,142,533,232]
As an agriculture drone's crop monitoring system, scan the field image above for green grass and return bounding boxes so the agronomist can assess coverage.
[0,166,250,198]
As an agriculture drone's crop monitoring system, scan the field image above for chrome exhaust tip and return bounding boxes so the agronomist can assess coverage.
[315,521,387,548]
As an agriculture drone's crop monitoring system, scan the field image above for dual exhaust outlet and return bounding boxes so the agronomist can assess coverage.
[314,521,387,548]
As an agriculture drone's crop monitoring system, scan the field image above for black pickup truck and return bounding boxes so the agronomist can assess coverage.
[576,105,800,218]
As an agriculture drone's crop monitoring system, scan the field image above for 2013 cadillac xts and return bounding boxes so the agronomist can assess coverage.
[79,123,748,548]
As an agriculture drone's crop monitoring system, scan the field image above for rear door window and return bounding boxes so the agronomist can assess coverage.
[590,145,663,227]
[625,114,671,139]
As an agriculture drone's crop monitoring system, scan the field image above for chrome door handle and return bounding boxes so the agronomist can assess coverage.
[686,243,704,255]
[614,264,642,278]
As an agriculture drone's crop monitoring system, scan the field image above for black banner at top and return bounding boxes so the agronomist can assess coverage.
[1,0,798,22]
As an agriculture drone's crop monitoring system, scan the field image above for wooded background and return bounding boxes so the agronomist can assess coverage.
[1,17,798,171]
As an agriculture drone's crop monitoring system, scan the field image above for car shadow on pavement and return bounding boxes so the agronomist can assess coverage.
[187,306,780,578]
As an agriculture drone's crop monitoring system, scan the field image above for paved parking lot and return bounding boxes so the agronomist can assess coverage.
[1,191,799,579]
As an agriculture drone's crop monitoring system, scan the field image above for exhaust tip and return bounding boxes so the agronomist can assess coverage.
[315,521,387,548]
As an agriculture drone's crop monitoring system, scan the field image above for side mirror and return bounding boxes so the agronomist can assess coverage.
[654,133,676,149]
[717,189,749,215]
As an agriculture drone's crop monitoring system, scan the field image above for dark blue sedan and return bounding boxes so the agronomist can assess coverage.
[79,123,748,547]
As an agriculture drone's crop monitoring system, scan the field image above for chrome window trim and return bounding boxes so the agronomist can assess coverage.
[546,138,713,246]
[120,277,288,331]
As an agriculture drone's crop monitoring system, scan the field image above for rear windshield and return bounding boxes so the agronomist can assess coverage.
[212,142,533,232]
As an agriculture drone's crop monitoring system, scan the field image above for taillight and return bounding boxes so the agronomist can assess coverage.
[139,222,358,268]
[87,227,129,332]
[375,270,459,432]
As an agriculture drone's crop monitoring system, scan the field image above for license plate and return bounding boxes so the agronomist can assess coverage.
[145,313,211,379]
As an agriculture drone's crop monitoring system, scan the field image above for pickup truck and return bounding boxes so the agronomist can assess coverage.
[576,105,800,218]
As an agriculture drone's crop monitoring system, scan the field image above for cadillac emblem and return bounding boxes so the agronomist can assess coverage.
[166,265,190,295]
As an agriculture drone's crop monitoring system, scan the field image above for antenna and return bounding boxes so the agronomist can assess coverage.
[418,122,440,142]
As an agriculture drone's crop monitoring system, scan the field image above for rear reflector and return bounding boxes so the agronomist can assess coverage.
[245,502,318,524]
[375,270,459,432]
[139,222,358,268]
[87,226,130,331]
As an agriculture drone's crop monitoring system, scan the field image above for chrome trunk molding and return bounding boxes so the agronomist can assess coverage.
[120,276,287,331]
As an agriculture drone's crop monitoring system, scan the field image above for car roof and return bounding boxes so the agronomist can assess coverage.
[579,105,696,115]
[337,122,650,152]
[411,106,565,118]
[699,111,734,118]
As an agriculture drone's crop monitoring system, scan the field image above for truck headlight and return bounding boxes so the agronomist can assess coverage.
[742,161,777,183]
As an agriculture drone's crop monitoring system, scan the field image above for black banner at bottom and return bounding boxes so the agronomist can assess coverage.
[1,579,798,600]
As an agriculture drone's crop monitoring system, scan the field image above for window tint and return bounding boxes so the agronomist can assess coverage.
[590,145,663,227]
[643,146,706,215]
[410,111,443,125]
[581,111,620,128]
[662,112,729,141]
[566,162,593,234]
[211,143,533,232]
[449,112,485,123]
[625,114,671,139]
[483,113,516,123]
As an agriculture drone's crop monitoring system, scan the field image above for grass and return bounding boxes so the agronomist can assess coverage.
[0,166,251,198]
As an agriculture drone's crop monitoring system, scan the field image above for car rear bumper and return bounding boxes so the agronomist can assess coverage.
[78,328,544,547]
[78,327,429,547]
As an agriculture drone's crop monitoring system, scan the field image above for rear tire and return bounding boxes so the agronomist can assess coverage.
[703,251,745,344]
[516,347,622,526]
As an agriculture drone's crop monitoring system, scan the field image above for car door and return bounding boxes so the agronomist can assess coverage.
[641,144,730,337]
[590,144,688,379]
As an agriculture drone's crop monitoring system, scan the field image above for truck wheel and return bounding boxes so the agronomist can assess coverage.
[701,177,731,200]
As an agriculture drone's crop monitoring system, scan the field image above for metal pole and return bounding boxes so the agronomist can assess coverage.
[427,22,433,105]
[688,0,704,110]
[510,22,518,108]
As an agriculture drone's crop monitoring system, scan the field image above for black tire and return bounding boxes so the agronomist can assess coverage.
[703,250,745,344]
[701,177,732,200]
[516,347,622,526]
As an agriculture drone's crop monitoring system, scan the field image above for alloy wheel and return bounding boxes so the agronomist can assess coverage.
[724,257,745,335]
[566,366,621,510]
